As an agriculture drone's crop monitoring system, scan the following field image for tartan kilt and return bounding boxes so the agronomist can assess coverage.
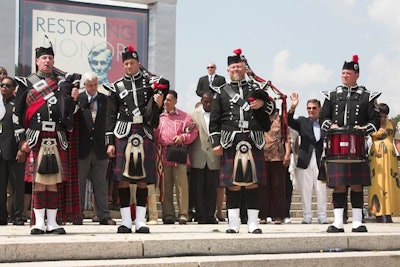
[325,161,371,188]
[24,131,68,184]
[219,135,266,188]
[113,125,157,184]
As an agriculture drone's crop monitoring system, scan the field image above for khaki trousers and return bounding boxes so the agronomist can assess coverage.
[162,164,189,221]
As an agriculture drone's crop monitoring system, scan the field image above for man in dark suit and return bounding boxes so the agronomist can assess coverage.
[0,77,26,225]
[196,63,226,97]
[76,72,115,225]
[288,93,328,224]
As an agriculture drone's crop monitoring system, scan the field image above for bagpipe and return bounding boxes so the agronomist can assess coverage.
[138,64,170,129]
[139,64,169,95]
[238,49,289,142]
[52,66,81,131]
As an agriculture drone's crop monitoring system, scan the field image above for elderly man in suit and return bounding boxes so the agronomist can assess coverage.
[288,93,328,224]
[76,72,115,225]
[196,63,226,97]
[189,91,220,224]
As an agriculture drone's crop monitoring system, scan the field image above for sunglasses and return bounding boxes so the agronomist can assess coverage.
[0,83,13,88]
[307,107,318,110]
[206,66,215,69]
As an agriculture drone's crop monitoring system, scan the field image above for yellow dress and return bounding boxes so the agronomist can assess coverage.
[368,119,400,216]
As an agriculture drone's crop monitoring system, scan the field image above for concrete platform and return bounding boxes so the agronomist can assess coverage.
[1,217,400,266]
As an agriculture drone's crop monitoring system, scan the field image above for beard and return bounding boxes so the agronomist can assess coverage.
[230,72,244,81]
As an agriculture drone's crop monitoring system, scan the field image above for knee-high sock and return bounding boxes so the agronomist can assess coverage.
[226,189,241,209]
[32,191,46,230]
[136,187,148,207]
[245,188,259,209]
[119,187,132,228]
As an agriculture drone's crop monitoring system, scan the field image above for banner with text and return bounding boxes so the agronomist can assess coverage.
[19,0,149,85]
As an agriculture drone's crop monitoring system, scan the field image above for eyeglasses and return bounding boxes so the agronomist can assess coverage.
[0,72,7,75]
[307,107,318,110]
[0,83,13,88]
[206,66,215,69]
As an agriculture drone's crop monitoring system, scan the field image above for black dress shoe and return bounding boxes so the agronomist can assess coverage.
[217,216,226,222]
[99,217,116,225]
[46,228,66,234]
[135,226,150,233]
[352,225,368,232]
[249,228,262,234]
[72,219,83,225]
[13,217,25,226]
[117,225,132,233]
[226,229,238,233]
[206,218,219,224]
[327,225,345,233]
[163,218,175,224]
[30,228,45,235]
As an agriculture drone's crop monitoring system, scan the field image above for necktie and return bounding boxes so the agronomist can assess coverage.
[90,97,96,122]
[209,76,213,85]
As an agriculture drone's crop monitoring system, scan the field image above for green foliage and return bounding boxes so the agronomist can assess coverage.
[391,114,400,126]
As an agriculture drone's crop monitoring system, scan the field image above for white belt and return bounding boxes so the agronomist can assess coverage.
[132,115,143,124]
[42,121,56,131]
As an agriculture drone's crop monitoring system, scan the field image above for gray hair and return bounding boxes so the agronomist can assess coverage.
[82,72,98,83]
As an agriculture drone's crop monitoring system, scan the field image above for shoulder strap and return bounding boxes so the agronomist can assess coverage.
[221,84,250,111]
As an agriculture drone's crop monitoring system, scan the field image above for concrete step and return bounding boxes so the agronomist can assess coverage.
[1,219,400,266]
[6,251,400,267]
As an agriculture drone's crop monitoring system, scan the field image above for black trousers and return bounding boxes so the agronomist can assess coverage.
[191,166,218,220]
[0,158,25,223]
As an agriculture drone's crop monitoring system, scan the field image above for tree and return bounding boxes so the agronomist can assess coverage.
[391,114,400,127]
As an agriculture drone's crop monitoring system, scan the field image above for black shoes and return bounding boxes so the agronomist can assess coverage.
[326,225,345,233]
[72,219,83,225]
[198,218,219,224]
[352,225,368,232]
[163,218,175,224]
[249,228,262,234]
[30,228,45,235]
[46,228,66,234]
[99,217,116,225]
[117,225,150,233]
[136,226,150,233]
[226,229,239,234]
[13,217,25,226]
[31,227,66,235]
[117,225,132,233]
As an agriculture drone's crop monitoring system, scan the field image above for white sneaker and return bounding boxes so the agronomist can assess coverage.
[266,217,272,224]
[283,217,291,224]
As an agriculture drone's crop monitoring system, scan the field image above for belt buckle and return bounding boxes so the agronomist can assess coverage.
[238,120,249,129]
[42,121,56,131]
[132,116,143,124]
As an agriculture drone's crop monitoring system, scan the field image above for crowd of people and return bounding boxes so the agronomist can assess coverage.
[1,45,400,236]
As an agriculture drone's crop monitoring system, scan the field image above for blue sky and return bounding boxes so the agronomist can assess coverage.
[175,0,400,117]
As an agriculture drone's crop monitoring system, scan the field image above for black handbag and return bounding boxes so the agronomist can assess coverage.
[166,144,188,164]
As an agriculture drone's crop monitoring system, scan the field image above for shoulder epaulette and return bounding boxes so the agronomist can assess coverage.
[210,84,225,95]
[103,83,116,93]
[369,91,381,102]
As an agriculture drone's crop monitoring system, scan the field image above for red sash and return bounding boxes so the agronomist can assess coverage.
[25,78,58,128]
